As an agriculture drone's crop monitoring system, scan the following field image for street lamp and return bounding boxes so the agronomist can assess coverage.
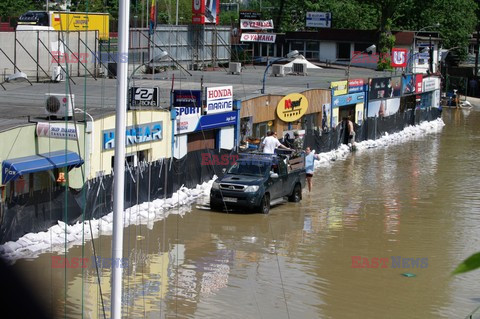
[129,50,169,84]
[261,50,300,94]
[346,44,376,79]
[413,23,440,73]
[0,71,32,90]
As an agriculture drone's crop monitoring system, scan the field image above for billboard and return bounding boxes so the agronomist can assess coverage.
[369,77,392,100]
[306,12,332,28]
[192,0,219,24]
[331,80,348,96]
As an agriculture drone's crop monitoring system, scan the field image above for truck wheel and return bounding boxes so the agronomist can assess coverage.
[258,194,270,214]
[288,183,302,202]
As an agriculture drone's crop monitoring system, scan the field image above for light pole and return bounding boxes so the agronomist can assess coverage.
[129,50,169,86]
[346,44,376,79]
[261,50,299,94]
[412,23,440,73]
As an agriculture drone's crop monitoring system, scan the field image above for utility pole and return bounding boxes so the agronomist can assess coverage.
[429,34,433,73]
[475,26,479,78]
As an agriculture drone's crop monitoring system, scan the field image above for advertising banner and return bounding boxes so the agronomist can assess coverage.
[205,86,233,114]
[192,0,219,24]
[390,77,402,97]
[173,90,202,107]
[369,77,392,100]
[129,87,160,108]
[348,79,364,93]
[332,92,365,108]
[415,74,423,93]
[36,122,78,140]
[240,19,274,30]
[331,80,348,96]
[391,48,408,68]
[276,93,309,122]
[422,78,436,92]
[305,12,332,28]
[240,33,276,43]
[103,122,163,150]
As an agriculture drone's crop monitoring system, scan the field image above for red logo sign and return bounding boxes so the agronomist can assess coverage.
[391,48,408,68]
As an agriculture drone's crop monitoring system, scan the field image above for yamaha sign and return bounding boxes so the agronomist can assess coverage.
[129,87,160,109]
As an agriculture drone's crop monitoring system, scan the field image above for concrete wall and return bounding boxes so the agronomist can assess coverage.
[319,42,336,62]
[0,30,98,81]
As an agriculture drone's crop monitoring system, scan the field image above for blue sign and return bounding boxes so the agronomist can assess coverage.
[173,90,202,107]
[103,122,163,150]
[332,92,365,108]
[196,111,238,131]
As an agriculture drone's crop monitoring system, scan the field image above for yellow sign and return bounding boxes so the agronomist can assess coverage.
[267,120,273,126]
[51,12,110,40]
[331,80,348,96]
[276,93,308,122]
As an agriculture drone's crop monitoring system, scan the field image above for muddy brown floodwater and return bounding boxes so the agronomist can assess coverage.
[12,107,480,319]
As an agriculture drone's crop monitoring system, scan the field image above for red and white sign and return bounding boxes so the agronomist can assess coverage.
[391,48,408,68]
[240,33,276,43]
[205,86,233,114]
[415,74,423,93]
[191,0,219,24]
[36,122,78,140]
[240,19,274,30]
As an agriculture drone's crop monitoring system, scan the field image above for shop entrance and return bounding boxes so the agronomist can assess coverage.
[338,104,356,122]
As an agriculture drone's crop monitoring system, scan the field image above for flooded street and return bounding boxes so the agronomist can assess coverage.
[13,108,480,318]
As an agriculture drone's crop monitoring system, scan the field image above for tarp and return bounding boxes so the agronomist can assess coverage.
[284,55,322,69]
[2,150,83,184]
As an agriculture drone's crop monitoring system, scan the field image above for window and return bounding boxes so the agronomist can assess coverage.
[306,41,319,60]
[354,43,371,53]
[337,43,351,60]
[253,122,269,139]
[291,41,304,55]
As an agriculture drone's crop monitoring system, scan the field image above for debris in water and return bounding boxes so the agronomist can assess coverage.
[402,273,416,277]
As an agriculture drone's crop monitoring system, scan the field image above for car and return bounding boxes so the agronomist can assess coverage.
[210,152,306,214]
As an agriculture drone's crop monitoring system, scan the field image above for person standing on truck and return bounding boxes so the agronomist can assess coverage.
[261,131,291,154]
[304,147,320,192]
[292,131,303,153]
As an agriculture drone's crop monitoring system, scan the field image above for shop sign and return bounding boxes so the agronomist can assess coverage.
[331,80,348,96]
[197,111,237,130]
[175,106,202,134]
[239,11,261,20]
[205,85,233,114]
[348,79,364,93]
[391,48,408,68]
[276,93,309,122]
[305,12,332,28]
[103,122,163,150]
[173,90,202,107]
[240,19,274,30]
[36,122,78,140]
[422,78,436,92]
[240,33,276,43]
[129,87,160,108]
[369,77,392,100]
[332,92,365,108]
[415,74,423,93]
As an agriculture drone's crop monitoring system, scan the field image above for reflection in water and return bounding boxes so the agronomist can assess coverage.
[11,108,480,319]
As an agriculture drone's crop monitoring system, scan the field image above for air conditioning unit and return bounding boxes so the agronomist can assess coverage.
[271,64,285,77]
[229,62,241,74]
[51,66,66,82]
[292,63,307,75]
[45,93,75,118]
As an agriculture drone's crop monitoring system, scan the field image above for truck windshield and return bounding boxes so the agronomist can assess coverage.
[227,161,270,177]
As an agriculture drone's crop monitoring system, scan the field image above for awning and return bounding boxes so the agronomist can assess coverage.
[2,150,83,184]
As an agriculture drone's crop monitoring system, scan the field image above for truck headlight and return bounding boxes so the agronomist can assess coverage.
[212,181,220,190]
[244,185,259,193]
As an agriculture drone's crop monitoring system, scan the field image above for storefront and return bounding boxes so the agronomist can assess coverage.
[94,110,172,176]
[421,76,441,109]
[330,79,366,126]
[173,87,239,158]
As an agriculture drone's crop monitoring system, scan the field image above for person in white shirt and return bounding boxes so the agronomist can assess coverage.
[261,131,291,154]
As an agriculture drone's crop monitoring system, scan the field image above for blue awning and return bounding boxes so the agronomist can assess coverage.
[2,150,84,184]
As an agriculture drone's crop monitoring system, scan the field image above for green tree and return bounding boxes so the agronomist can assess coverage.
[0,0,42,20]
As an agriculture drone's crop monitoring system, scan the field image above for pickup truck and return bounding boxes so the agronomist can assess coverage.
[210,152,306,214]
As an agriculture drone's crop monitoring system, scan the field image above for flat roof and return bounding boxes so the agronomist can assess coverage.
[0,64,386,132]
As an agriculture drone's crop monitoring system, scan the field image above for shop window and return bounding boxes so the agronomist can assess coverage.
[306,41,319,60]
[290,41,304,54]
[337,43,351,60]
[253,122,269,139]
[262,43,274,57]
[302,113,318,131]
